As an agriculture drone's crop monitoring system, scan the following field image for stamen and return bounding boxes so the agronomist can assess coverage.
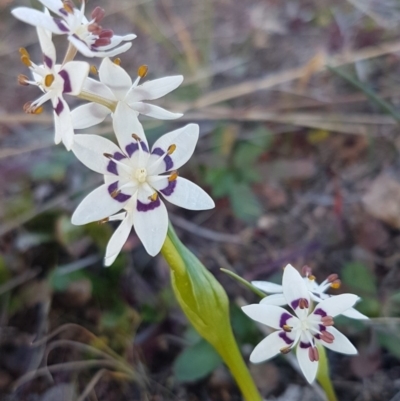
[279,346,292,354]
[308,347,319,362]
[20,55,31,67]
[111,189,121,198]
[18,74,30,86]
[168,171,179,182]
[330,279,341,289]
[19,47,30,58]
[90,65,98,75]
[299,298,309,309]
[113,58,121,66]
[326,274,339,283]
[131,133,141,141]
[103,153,131,174]
[44,74,55,87]
[282,324,292,333]
[321,316,334,326]
[138,65,148,78]
[308,275,316,281]
[302,265,312,276]
[62,0,74,13]
[23,101,43,114]
[148,192,158,202]
[88,23,102,35]
[320,330,335,344]
[167,144,176,155]
[98,217,109,224]
[91,6,105,23]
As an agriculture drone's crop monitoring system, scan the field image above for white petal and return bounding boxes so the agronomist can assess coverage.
[341,307,369,320]
[99,57,132,100]
[282,264,311,317]
[60,61,89,95]
[241,304,296,330]
[68,34,95,58]
[90,42,133,58]
[104,214,132,266]
[72,183,128,225]
[313,294,359,318]
[148,124,199,175]
[149,177,214,210]
[319,327,358,355]
[129,102,183,120]
[260,293,287,306]
[252,281,283,294]
[36,26,56,67]
[52,98,74,150]
[104,34,137,49]
[249,331,292,363]
[126,76,183,102]
[72,134,125,175]
[82,78,116,102]
[296,346,318,384]
[133,196,168,256]
[12,8,69,34]
[113,102,148,151]
[71,103,110,129]
[38,0,64,15]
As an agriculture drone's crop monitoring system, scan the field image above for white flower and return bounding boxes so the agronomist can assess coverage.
[71,122,214,265]
[243,264,359,383]
[12,0,136,58]
[18,27,89,150]
[71,57,183,130]
[252,265,368,320]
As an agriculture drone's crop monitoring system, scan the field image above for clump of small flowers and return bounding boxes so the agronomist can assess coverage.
[12,0,214,264]
[242,264,367,383]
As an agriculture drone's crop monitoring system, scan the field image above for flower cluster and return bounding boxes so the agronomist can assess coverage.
[13,0,214,264]
[242,264,367,383]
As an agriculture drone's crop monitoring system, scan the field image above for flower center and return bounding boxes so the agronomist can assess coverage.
[135,167,147,183]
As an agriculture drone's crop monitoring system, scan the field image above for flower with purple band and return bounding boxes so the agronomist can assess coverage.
[18,27,89,150]
[12,0,136,58]
[242,264,360,383]
[71,57,183,131]
[71,123,214,264]
[252,266,368,320]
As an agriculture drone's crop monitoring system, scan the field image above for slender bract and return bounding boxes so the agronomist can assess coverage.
[161,224,262,401]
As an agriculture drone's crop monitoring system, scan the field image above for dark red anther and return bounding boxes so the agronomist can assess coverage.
[299,298,309,309]
[88,23,102,35]
[308,347,319,362]
[302,265,312,277]
[99,29,114,39]
[320,330,335,344]
[94,37,112,47]
[91,6,105,23]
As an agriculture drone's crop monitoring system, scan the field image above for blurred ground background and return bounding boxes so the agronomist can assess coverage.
[1,0,400,400]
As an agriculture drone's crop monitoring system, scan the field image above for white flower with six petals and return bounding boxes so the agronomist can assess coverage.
[71,57,183,131]
[19,27,89,149]
[12,0,136,58]
[252,266,368,320]
[71,121,214,265]
[242,264,359,383]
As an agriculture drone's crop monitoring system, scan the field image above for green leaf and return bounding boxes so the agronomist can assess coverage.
[229,183,263,223]
[341,262,377,296]
[174,339,222,382]
[233,142,264,167]
[377,330,400,359]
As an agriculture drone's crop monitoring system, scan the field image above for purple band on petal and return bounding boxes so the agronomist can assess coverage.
[54,98,64,116]
[44,55,53,69]
[53,18,69,32]
[319,324,326,332]
[279,312,292,328]
[152,147,173,171]
[141,142,149,152]
[314,308,327,317]
[278,331,293,345]
[58,70,72,93]
[108,181,131,203]
[137,198,161,212]
[107,152,127,176]
[58,8,68,16]
[299,341,311,349]
[314,333,321,340]
[160,180,177,196]
[291,299,300,310]
[126,142,139,157]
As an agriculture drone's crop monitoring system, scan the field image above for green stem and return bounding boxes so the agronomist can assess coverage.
[77,90,116,112]
[161,225,262,401]
[316,345,338,401]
